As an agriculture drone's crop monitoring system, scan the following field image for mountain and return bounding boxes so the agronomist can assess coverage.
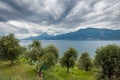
[24,33,53,40]
[24,28,120,40]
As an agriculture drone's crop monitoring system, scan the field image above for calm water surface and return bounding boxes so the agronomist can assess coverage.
[20,40,120,58]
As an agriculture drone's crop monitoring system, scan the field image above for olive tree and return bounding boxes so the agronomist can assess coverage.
[28,41,58,79]
[78,52,92,71]
[95,44,120,80]
[37,45,59,78]
[60,47,78,73]
[27,40,42,65]
[0,34,22,65]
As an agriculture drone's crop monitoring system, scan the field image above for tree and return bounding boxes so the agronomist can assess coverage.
[78,52,92,71]
[28,41,59,79]
[0,33,22,65]
[60,47,78,73]
[37,45,59,78]
[27,40,42,65]
[95,44,120,80]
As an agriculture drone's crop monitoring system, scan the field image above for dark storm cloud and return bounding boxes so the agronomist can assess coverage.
[0,0,34,21]
[0,0,120,38]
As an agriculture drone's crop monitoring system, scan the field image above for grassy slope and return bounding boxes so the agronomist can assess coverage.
[0,61,96,80]
[43,65,96,80]
[0,61,37,80]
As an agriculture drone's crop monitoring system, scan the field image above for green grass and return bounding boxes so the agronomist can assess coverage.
[0,61,37,80]
[43,64,96,80]
[0,61,97,80]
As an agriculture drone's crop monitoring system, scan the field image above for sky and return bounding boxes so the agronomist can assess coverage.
[0,0,120,39]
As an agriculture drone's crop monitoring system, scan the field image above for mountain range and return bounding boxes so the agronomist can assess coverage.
[24,28,120,40]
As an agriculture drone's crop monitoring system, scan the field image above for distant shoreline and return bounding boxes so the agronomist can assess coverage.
[21,39,120,41]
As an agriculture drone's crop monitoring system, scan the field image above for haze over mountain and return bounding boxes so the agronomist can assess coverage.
[0,0,120,39]
[25,28,120,40]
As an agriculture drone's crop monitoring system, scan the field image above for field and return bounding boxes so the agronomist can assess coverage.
[0,61,97,80]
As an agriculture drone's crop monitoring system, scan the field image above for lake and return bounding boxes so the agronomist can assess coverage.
[20,40,120,58]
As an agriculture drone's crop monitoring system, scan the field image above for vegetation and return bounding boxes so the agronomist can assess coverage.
[0,61,96,80]
[37,45,58,79]
[42,45,58,69]
[0,61,37,80]
[95,44,120,80]
[60,48,78,73]
[78,52,92,71]
[0,34,23,65]
[0,33,120,80]
[27,40,42,65]
[27,40,59,79]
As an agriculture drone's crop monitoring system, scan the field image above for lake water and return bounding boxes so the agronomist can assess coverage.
[20,40,120,58]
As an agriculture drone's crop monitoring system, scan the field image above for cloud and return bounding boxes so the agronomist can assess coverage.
[0,0,120,38]
[0,20,70,38]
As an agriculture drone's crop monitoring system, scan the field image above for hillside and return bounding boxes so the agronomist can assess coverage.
[0,61,96,80]
[24,28,120,40]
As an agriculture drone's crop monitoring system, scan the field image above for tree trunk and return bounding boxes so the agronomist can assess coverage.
[67,67,69,73]
[10,60,14,66]
[108,70,114,80]
[38,67,43,80]
[108,74,114,80]
[85,66,88,72]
